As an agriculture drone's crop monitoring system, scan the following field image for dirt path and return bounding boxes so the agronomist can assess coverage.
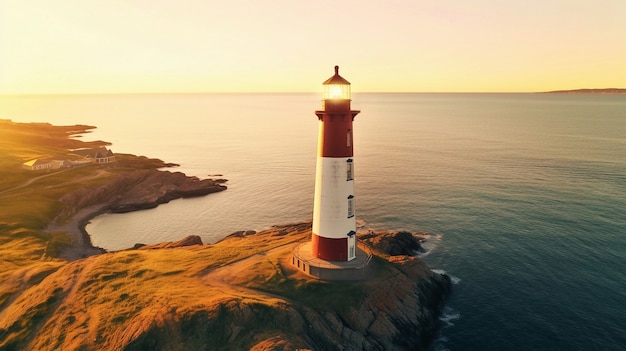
[0,168,108,197]
[201,243,301,304]
[0,169,70,196]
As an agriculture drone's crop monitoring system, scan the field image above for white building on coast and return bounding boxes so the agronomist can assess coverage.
[21,147,116,170]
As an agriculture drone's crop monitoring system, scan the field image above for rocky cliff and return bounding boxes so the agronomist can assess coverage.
[56,169,227,217]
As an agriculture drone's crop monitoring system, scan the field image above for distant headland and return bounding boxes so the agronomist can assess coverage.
[541,88,626,94]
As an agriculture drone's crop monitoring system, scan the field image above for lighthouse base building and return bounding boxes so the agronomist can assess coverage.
[291,241,371,281]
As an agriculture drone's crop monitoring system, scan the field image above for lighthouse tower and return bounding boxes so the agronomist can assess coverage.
[312,66,360,262]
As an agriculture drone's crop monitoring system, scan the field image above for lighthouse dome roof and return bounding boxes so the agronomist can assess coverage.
[323,66,351,85]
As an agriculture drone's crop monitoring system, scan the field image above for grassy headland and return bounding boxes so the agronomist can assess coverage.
[0,119,450,351]
[0,120,194,268]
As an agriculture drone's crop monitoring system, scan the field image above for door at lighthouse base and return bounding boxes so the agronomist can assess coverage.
[348,234,356,261]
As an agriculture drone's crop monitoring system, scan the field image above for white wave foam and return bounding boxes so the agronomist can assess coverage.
[430,306,459,351]
[428,308,459,351]
[417,250,432,258]
[417,233,441,257]
[431,269,461,284]
[439,307,461,328]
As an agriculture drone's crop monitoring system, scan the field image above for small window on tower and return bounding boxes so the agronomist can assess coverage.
[346,159,353,181]
[347,129,352,148]
[347,195,355,218]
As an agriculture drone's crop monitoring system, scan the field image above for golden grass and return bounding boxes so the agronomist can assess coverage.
[0,235,48,272]
[1,239,294,350]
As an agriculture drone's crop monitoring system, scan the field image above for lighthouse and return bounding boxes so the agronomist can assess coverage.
[312,66,360,262]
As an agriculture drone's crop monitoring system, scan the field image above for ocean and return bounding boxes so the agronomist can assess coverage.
[1,93,625,350]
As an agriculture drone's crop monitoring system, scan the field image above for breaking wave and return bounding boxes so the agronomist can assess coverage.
[432,269,461,285]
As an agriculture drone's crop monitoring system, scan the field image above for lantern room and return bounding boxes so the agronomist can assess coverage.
[322,66,351,100]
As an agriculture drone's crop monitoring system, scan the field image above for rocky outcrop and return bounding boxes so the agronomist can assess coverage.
[296,260,450,351]
[134,235,204,250]
[56,169,226,216]
[50,169,226,225]
[360,230,427,256]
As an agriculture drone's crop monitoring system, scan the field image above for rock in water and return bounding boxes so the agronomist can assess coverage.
[361,230,426,256]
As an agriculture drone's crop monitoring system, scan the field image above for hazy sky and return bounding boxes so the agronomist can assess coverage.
[1,0,625,94]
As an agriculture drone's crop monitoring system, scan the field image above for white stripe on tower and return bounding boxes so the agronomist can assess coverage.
[312,156,355,237]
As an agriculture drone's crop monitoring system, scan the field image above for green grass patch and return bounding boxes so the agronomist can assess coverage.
[0,195,61,231]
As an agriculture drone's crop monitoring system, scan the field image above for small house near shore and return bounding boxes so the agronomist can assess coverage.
[22,147,116,171]
[50,160,73,169]
[72,147,116,164]
[22,159,54,170]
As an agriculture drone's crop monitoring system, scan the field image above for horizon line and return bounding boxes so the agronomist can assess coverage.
[0,90,599,97]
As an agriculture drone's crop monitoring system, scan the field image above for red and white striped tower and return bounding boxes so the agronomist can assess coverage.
[312,66,360,262]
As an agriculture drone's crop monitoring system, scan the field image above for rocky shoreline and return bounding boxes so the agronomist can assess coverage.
[45,168,227,260]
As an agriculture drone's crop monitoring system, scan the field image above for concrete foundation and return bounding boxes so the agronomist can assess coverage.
[291,241,371,281]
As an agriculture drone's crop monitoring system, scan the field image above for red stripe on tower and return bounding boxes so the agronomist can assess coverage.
[318,114,354,157]
[312,66,360,262]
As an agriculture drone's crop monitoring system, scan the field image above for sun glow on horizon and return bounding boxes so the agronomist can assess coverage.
[1,0,625,94]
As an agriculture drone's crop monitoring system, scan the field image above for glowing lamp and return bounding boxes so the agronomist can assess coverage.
[322,66,351,100]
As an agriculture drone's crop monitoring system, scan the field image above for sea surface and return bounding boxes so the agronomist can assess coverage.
[2,93,625,350]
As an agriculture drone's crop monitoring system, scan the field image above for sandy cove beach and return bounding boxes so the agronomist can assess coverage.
[44,168,227,260]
